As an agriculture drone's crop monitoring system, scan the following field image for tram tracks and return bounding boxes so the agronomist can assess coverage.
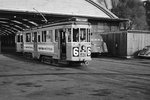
[0,72,149,78]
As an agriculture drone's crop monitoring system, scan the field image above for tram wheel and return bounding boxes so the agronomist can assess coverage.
[40,56,44,63]
[84,61,89,65]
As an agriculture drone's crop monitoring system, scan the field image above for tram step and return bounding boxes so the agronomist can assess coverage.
[59,60,68,65]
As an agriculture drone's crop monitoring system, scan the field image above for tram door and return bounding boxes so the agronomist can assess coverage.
[33,32,38,58]
[59,29,66,60]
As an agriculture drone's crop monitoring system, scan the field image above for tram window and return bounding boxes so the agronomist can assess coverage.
[33,32,37,42]
[61,31,65,41]
[38,35,41,42]
[87,29,90,42]
[80,28,86,42]
[26,33,31,42]
[21,35,23,42]
[17,35,20,42]
[47,30,53,42]
[55,29,58,42]
[42,31,47,42]
[73,28,79,42]
[67,28,71,42]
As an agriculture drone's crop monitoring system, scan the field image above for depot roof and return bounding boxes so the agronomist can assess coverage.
[0,0,119,35]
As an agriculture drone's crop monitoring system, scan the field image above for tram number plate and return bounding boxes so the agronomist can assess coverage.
[73,47,79,57]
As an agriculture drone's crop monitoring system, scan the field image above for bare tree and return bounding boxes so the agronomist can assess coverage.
[97,0,119,10]
[111,0,119,8]
[111,0,148,30]
[96,0,148,30]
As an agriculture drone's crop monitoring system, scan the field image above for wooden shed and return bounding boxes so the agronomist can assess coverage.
[101,30,150,58]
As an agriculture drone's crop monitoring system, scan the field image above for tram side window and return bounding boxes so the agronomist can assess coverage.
[80,28,86,42]
[33,32,37,42]
[87,29,90,42]
[17,35,20,42]
[21,35,23,42]
[26,33,31,42]
[55,29,58,42]
[38,34,41,42]
[47,30,53,42]
[42,31,47,42]
[67,28,71,42]
[73,28,79,42]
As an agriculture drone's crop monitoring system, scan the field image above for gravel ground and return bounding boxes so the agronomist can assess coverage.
[0,53,150,100]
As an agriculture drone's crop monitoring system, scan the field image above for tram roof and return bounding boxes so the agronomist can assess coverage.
[0,0,119,35]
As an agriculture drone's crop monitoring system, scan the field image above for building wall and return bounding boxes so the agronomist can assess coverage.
[90,21,120,34]
[127,30,150,56]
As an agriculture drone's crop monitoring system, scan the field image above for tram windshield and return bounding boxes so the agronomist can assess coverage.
[73,28,90,42]
[73,28,79,42]
[80,28,86,42]
[66,28,71,42]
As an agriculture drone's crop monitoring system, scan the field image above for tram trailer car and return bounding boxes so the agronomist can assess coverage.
[16,18,91,65]
[91,33,108,55]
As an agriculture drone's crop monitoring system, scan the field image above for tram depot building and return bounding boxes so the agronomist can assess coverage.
[0,0,150,58]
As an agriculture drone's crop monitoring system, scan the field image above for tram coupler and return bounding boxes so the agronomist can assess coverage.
[84,61,89,65]
[80,60,89,66]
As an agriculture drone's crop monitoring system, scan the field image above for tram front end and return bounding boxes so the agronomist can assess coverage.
[66,23,91,64]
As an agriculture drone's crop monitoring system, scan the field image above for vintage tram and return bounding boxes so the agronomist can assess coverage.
[15,17,91,65]
[91,33,108,55]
